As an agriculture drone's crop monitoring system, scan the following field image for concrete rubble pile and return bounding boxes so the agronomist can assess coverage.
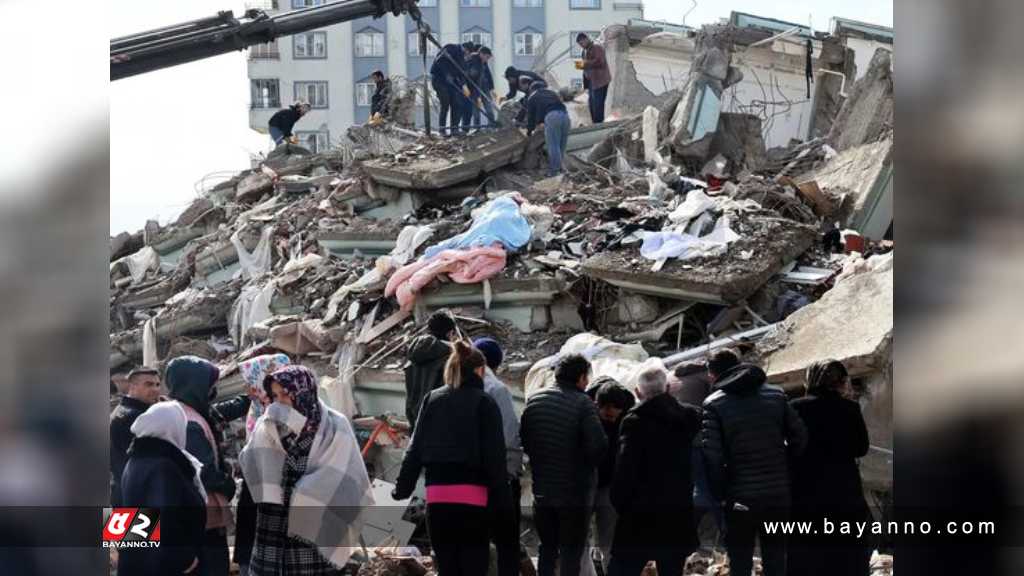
[110,19,893,573]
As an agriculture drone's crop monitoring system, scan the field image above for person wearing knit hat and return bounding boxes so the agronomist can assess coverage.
[406,310,458,429]
[473,336,523,576]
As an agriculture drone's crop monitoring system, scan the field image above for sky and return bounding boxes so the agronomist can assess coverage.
[109,0,892,235]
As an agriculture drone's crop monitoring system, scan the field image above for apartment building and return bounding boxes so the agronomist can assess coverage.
[247,0,643,152]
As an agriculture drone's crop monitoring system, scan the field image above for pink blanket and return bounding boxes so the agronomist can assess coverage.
[385,245,507,310]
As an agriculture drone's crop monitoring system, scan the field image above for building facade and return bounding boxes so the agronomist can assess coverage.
[246,0,643,152]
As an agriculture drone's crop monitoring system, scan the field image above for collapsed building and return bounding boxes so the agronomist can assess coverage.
[109,14,894,574]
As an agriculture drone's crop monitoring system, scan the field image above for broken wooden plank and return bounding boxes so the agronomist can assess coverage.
[357,309,412,345]
[357,303,381,343]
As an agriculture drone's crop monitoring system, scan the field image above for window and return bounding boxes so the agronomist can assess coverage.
[355,29,385,57]
[570,0,600,8]
[460,0,491,6]
[249,39,279,60]
[293,32,327,59]
[296,131,329,154]
[294,81,328,108]
[417,0,437,5]
[462,30,492,48]
[513,0,543,6]
[570,30,599,57]
[291,0,323,7]
[514,32,543,56]
[250,79,280,108]
[407,32,439,56]
[356,82,375,107]
[570,78,585,91]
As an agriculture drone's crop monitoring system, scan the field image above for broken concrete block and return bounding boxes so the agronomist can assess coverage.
[176,197,215,228]
[797,137,892,234]
[235,172,274,203]
[829,48,893,152]
[642,106,661,164]
[549,295,585,332]
[269,319,333,356]
[707,113,768,174]
[613,293,660,325]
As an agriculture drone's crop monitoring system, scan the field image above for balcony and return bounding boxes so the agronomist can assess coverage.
[248,49,280,61]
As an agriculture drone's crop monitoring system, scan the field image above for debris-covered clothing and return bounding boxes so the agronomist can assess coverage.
[505,69,544,100]
[701,364,807,507]
[788,389,872,576]
[118,436,206,576]
[394,372,509,508]
[241,400,374,570]
[581,43,611,90]
[268,107,303,139]
[371,78,393,117]
[526,88,567,134]
[610,393,701,555]
[404,335,451,428]
[521,383,608,506]
[387,245,508,310]
[109,395,150,506]
[423,196,532,259]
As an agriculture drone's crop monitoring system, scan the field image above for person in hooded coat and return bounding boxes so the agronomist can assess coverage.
[405,310,457,429]
[788,360,872,576]
[118,401,206,576]
[233,354,291,576]
[701,350,807,576]
[586,378,635,573]
[166,355,248,576]
[608,368,700,576]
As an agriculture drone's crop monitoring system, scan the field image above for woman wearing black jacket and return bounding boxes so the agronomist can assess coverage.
[788,360,872,576]
[119,401,206,576]
[394,340,509,576]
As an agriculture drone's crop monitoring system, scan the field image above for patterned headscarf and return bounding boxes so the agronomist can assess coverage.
[265,365,322,445]
[239,353,291,435]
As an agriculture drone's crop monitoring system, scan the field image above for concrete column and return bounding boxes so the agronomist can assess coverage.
[492,0,512,87]
[387,13,407,79]
[440,0,460,46]
[337,21,355,130]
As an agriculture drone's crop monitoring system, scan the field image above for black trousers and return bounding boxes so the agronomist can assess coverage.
[588,85,608,124]
[432,77,459,136]
[534,503,590,576]
[491,477,522,576]
[201,528,230,576]
[724,506,788,576]
[234,481,257,570]
[427,503,490,576]
[607,548,685,576]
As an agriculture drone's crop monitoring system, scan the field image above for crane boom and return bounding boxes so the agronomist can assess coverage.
[111,0,422,81]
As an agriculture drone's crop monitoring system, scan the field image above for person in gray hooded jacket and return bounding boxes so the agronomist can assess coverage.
[405,310,456,429]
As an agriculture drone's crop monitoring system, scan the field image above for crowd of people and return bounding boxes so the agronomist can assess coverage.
[267,33,614,177]
[110,306,873,576]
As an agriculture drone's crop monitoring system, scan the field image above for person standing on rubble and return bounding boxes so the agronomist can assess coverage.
[465,47,497,129]
[405,310,457,429]
[525,81,571,177]
[671,362,724,550]
[393,341,510,576]
[110,366,162,506]
[521,354,608,576]
[608,367,701,576]
[473,337,524,576]
[268,101,310,147]
[167,355,250,576]
[701,349,808,576]
[117,401,206,576]
[788,360,872,576]
[233,353,291,576]
[369,70,393,122]
[583,377,635,573]
[575,33,610,124]
[503,66,544,102]
[431,44,470,136]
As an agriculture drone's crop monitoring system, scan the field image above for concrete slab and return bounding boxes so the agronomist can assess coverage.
[797,138,892,236]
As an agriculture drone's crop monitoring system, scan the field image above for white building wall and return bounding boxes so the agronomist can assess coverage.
[845,36,893,80]
[545,1,643,91]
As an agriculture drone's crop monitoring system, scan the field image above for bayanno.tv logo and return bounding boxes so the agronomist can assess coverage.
[102,508,161,549]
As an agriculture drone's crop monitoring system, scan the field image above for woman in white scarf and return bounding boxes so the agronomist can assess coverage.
[118,401,208,576]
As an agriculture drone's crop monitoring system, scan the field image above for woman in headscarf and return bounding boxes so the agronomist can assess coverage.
[788,359,872,576]
[393,340,509,576]
[119,401,206,576]
[241,365,374,576]
[234,354,290,576]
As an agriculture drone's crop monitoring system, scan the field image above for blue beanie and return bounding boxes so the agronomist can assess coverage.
[472,337,503,370]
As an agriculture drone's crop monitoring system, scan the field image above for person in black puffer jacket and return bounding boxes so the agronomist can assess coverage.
[521,354,608,576]
[405,310,456,430]
[788,360,872,576]
[394,340,509,576]
[119,401,206,576]
[701,349,807,576]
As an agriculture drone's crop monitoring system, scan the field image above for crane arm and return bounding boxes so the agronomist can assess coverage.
[111,0,422,81]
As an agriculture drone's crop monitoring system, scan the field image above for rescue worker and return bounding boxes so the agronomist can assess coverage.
[525,81,571,177]
[575,33,610,124]
[431,43,470,136]
[503,66,544,102]
[268,101,310,146]
[465,47,496,129]
[369,69,393,121]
